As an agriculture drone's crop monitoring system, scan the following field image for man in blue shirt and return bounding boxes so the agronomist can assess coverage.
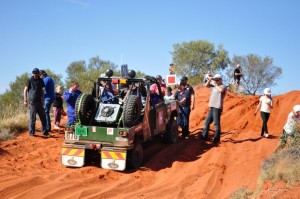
[40,70,55,132]
[63,82,82,125]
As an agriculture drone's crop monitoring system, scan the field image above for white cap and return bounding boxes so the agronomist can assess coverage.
[263,88,271,95]
[237,64,241,68]
[100,73,106,78]
[293,105,300,112]
[212,74,222,80]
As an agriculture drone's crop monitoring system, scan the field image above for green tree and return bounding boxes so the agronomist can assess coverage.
[0,71,64,119]
[170,40,230,85]
[226,54,282,95]
[65,56,118,93]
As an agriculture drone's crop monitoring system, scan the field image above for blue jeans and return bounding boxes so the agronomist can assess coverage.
[202,107,222,142]
[44,99,53,131]
[177,106,190,136]
[29,101,47,135]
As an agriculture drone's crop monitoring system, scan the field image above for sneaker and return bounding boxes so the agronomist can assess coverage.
[43,133,51,138]
[265,134,269,138]
[53,125,60,130]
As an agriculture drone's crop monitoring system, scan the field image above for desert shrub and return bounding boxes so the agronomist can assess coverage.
[261,147,300,182]
[0,112,28,140]
[229,187,253,199]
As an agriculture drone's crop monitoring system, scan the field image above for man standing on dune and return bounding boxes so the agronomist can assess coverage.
[200,74,227,144]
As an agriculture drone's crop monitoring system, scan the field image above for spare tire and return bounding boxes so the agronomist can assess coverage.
[75,94,96,125]
[123,95,142,127]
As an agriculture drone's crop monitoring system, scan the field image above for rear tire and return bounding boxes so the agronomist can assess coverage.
[75,94,96,125]
[163,116,178,144]
[127,142,143,170]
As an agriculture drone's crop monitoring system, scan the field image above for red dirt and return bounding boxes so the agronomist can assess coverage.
[1,87,300,199]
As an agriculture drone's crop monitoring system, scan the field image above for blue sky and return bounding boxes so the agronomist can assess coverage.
[1,0,299,95]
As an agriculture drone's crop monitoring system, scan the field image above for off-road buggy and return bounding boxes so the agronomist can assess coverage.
[61,69,179,171]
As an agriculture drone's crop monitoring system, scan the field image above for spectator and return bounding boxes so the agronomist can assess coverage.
[169,63,175,75]
[254,88,273,138]
[234,64,243,85]
[101,82,119,104]
[150,75,166,96]
[23,68,50,137]
[200,74,227,144]
[53,85,64,130]
[280,105,300,148]
[174,81,191,138]
[63,82,82,125]
[164,86,174,100]
[180,76,195,110]
[204,70,212,84]
[39,70,55,132]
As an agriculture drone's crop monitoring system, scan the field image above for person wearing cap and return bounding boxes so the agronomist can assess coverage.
[180,76,195,110]
[39,70,55,132]
[23,68,50,137]
[63,82,82,125]
[200,74,227,144]
[279,105,300,148]
[234,64,243,85]
[254,88,273,138]
[174,81,191,138]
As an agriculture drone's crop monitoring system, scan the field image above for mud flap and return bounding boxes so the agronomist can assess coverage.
[101,149,127,171]
[61,147,85,167]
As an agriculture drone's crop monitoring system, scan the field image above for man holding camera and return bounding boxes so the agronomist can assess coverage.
[200,74,227,144]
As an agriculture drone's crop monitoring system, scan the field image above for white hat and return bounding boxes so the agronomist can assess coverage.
[212,74,222,80]
[293,105,300,112]
[237,64,241,67]
[100,73,106,78]
[263,88,271,95]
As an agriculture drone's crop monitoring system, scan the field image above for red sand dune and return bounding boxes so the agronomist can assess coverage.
[1,87,300,199]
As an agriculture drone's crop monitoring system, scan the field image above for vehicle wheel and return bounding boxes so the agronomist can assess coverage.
[75,94,96,125]
[123,95,142,127]
[127,142,143,170]
[163,115,178,144]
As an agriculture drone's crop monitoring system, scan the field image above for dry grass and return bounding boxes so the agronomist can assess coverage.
[0,112,29,140]
[261,148,300,182]
[229,187,253,199]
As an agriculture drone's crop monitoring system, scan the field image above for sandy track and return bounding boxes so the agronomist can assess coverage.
[1,87,300,199]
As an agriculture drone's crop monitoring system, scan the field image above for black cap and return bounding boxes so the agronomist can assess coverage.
[166,86,172,92]
[39,70,47,75]
[32,68,39,74]
[156,75,162,80]
[180,76,188,81]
